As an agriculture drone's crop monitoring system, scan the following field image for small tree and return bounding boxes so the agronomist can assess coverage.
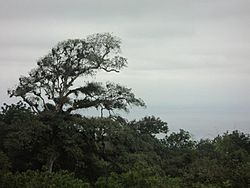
[9,33,145,115]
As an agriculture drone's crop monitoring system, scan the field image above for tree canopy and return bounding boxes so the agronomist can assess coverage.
[8,33,145,115]
[0,104,249,187]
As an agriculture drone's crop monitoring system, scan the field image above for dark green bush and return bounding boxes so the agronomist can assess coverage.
[0,170,90,188]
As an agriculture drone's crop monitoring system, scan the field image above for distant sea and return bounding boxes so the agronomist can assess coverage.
[80,104,250,140]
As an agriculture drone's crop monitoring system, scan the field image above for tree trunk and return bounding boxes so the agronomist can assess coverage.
[46,153,58,173]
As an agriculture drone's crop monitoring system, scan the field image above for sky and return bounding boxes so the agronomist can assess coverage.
[0,0,250,139]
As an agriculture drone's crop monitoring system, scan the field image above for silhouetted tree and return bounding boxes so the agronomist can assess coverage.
[8,33,145,115]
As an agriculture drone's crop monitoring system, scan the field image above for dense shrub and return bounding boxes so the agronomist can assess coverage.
[0,170,90,188]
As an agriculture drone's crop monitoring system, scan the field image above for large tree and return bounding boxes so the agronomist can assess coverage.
[9,33,145,115]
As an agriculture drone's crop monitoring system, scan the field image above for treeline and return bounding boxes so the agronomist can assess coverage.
[0,102,249,188]
[1,33,249,187]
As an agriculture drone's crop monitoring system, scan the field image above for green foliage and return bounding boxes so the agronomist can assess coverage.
[0,102,250,187]
[0,170,90,188]
[165,129,195,150]
[1,102,250,187]
[8,33,145,115]
[184,131,250,188]
[0,101,34,124]
[95,165,184,188]
[184,158,228,186]
[0,151,11,172]
[119,165,164,188]
[0,103,47,171]
[161,129,196,177]
[129,116,168,135]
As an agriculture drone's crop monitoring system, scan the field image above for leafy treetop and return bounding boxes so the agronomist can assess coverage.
[9,33,145,115]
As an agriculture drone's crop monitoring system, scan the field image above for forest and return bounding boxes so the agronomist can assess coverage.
[0,33,249,188]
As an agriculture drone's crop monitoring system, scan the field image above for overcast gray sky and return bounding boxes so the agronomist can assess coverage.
[0,0,250,138]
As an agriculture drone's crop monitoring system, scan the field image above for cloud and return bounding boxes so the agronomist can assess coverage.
[0,0,193,21]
